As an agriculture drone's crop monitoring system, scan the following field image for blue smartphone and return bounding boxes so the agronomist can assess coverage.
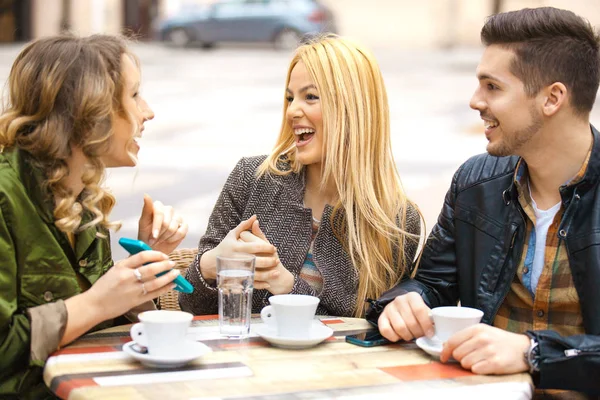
[118,237,194,294]
[345,331,391,347]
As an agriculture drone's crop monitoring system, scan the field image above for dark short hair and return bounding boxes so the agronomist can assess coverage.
[481,7,600,115]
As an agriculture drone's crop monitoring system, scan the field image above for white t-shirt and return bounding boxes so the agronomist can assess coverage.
[530,196,561,292]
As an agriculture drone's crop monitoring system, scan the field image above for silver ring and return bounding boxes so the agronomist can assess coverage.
[133,268,142,282]
[141,282,147,295]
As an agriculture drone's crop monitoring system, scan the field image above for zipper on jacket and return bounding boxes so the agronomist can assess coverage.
[489,222,523,323]
[564,348,600,357]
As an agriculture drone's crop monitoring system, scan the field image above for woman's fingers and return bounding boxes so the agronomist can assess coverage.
[254,267,279,282]
[231,215,258,238]
[155,213,186,245]
[142,268,181,293]
[151,205,173,240]
[136,259,177,282]
[165,221,189,244]
[148,201,165,243]
[233,241,276,255]
[254,256,279,269]
[239,230,263,243]
[254,281,271,290]
[119,250,169,269]
[251,220,268,241]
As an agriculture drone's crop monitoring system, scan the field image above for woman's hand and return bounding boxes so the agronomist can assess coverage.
[199,215,278,282]
[84,250,180,320]
[137,194,188,254]
[239,220,294,294]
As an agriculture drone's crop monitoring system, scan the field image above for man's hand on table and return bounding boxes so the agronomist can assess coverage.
[377,292,434,341]
[440,324,530,375]
[377,293,531,376]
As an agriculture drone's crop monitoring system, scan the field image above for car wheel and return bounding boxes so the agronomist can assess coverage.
[273,29,302,51]
[167,28,192,48]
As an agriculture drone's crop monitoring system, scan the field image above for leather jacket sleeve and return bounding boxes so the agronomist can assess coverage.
[529,330,600,394]
[364,154,600,394]
[366,165,463,325]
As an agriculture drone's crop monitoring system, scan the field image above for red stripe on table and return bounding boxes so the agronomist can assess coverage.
[193,315,218,321]
[321,319,344,325]
[52,345,121,356]
[380,362,474,381]
[56,378,98,399]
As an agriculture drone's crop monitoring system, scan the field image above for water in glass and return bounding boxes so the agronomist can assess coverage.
[218,268,254,337]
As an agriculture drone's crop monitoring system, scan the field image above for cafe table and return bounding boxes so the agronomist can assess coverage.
[44,315,533,399]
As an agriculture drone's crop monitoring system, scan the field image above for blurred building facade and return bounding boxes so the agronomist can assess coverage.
[320,0,600,49]
[0,0,599,47]
[0,0,157,42]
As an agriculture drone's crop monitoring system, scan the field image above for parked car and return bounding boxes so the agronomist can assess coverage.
[158,0,337,50]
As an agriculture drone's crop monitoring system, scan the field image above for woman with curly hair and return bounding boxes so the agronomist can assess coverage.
[180,35,423,318]
[0,35,188,399]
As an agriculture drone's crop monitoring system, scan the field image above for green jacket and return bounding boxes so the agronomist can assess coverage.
[0,148,114,399]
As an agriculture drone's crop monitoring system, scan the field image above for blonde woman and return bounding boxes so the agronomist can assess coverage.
[181,35,422,318]
[0,35,188,399]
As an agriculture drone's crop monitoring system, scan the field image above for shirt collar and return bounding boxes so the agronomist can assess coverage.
[512,138,592,202]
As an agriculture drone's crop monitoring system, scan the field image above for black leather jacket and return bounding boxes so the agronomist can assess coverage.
[367,126,600,395]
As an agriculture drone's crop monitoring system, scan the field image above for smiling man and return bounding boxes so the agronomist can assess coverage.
[366,7,600,397]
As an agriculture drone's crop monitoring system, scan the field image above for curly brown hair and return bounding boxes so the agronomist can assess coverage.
[0,34,136,233]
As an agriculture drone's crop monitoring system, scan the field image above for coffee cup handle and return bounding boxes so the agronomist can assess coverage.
[260,305,276,327]
[130,323,148,347]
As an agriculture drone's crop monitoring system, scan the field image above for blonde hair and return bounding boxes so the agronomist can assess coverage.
[259,35,423,316]
[0,35,135,233]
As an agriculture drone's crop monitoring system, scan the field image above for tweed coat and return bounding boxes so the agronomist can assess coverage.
[179,156,421,317]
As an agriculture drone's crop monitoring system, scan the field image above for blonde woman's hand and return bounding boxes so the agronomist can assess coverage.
[199,215,278,281]
[85,250,180,320]
[138,194,188,254]
[239,220,294,294]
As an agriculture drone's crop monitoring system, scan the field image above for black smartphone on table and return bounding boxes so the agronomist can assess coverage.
[345,331,390,347]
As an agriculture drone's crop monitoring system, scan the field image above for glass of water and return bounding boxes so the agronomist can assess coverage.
[216,255,255,338]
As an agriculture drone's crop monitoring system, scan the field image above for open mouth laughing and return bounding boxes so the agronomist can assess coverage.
[294,127,315,147]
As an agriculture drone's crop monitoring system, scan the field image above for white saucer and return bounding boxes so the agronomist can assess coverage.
[122,340,212,368]
[415,336,444,359]
[255,322,333,350]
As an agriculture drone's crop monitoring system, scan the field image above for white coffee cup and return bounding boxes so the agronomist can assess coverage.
[260,294,320,338]
[430,306,484,342]
[130,310,193,357]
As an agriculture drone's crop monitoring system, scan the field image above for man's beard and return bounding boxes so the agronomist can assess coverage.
[487,106,543,157]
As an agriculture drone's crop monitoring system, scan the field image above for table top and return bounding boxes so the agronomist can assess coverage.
[44,315,532,400]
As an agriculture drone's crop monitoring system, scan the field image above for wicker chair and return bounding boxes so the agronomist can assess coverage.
[156,247,197,311]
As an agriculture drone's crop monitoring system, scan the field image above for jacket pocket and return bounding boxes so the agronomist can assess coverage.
[480,224,518,295]
[455,204,505,240]
[20,274,80,307]
[568,229,600,253]
[455,204,517,294]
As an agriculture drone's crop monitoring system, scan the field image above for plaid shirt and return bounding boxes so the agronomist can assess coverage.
[493,152,590,337]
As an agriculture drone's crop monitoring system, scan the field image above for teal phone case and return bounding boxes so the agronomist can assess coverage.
[118,237,194,294]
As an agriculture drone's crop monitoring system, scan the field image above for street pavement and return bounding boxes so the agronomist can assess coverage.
[1,42,598,260]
